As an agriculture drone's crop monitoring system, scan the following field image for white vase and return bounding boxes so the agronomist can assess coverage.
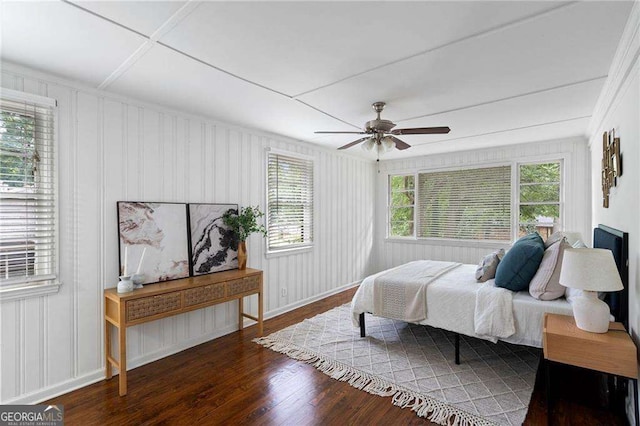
[117,275,134,293]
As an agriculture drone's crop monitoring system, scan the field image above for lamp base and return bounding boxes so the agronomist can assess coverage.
[572,290,610,333]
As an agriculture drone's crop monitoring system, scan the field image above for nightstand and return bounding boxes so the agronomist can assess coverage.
[543,313,638,425]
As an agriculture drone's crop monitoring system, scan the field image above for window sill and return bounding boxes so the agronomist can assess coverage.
[265,245,313,259]
[0,281,61,302]
[384,237,509,249]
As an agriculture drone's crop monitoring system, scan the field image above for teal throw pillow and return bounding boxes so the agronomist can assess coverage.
[495,233,545,291]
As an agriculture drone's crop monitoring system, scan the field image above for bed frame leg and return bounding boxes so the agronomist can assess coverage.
[359,313,366,337]
[455,334,460,365]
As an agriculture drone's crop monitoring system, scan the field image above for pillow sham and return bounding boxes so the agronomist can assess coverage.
[572,239,588,248]
[475,248,505,282]
[495,233,545,291]
[529,238,570,300]
[545,231,583,248]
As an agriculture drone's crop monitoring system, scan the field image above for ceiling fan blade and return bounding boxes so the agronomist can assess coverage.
[315,131,367,134]
[389,136,411,150]
[391,126,450,135]
[338,137,369,150]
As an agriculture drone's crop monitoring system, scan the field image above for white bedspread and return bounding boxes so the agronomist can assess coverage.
[373,260,461,323]
[351,264,574,347]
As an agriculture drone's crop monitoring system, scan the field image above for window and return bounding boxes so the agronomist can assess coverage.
[417,166,512,240]
[388,161,563,242]
[0,91,58,295]
[388,175,415,237]
[266,151,313,252]
[518,161,562,240]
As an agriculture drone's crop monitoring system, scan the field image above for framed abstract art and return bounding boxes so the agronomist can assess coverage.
[188,203,239,275]
[117,202,190,285]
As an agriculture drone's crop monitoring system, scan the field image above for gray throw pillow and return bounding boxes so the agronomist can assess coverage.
[475,248,505,282]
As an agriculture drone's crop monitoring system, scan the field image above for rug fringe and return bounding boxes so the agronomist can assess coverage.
[254,336,496,426]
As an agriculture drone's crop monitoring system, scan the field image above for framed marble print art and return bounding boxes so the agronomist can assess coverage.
[117,202,190,285]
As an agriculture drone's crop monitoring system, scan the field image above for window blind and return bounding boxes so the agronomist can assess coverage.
[0,97,56,286]
[417,166,511,241]
[267,152,313,250]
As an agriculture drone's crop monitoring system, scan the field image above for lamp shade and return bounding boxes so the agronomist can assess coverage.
[559,248,623,292]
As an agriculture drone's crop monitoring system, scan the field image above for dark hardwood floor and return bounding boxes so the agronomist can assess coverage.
[47,287,628,425]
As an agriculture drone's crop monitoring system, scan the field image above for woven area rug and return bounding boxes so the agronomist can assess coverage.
[254,304,541,426]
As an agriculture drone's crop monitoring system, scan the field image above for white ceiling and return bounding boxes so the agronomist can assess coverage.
[0,1,633,160]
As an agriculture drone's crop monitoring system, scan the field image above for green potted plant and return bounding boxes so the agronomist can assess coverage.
[223,206,267,270]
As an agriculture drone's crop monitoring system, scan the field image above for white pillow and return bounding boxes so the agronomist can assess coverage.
[530,239,570,300]
[572,239,588,248]
[545,231,583,248]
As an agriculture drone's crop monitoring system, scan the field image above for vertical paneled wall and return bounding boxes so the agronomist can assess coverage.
[0,66,375,403]
[374,138,591,272]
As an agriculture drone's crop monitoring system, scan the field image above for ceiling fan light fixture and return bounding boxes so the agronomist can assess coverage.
[381,136,395,153]
[361,137,376,152]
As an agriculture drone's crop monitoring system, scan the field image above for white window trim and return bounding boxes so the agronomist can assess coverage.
[387,173,416,238]
[515,157,566,240]
[264,147,315,256]
[385,155,568,246]
[0,88,61,301]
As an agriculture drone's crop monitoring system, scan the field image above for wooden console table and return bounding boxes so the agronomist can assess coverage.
[104,268,263,396]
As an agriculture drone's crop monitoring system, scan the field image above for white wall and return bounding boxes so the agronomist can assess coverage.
[0,63,376,404]
[588,0,639,372]
[374,137,591,271]
[586,4,639,422]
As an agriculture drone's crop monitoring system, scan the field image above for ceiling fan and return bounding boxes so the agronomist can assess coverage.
[315,102,450,153]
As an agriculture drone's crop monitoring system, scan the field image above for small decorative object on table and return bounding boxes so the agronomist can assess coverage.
[117,245,134,293]
[117,275,134,293]
[131,274,145,289]
[223,206,267,270]
[131,246,147,289]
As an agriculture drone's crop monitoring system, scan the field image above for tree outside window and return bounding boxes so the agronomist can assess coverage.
[518,162,561,240]
[388,175,414,237]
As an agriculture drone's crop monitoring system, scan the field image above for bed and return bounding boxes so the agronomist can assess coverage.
[351,225,629,361]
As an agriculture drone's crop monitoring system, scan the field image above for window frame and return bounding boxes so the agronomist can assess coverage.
[0,88,60,301]
[264,148,314,257]
[516,159,564,241]
[386,156,566,245]
[387,173,416,239]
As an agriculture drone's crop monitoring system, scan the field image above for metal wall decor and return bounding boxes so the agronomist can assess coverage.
[601,129,622,208]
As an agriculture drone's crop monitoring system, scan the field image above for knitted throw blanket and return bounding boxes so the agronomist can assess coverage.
[373,260,461,322]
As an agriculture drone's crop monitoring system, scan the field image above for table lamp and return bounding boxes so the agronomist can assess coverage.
[559,248,623,333]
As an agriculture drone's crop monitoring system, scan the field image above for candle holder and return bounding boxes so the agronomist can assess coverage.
[117,275,134,293]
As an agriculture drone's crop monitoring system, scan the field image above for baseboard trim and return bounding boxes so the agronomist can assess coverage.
[262,280,361,321]
[6,282,360,404]
[2,371,105,405]
[6,323,238,404]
